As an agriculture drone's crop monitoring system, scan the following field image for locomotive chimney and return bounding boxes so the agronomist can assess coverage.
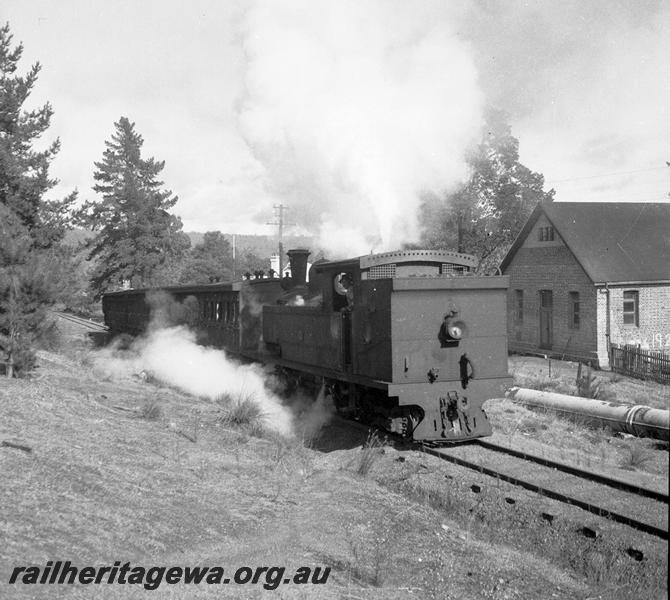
[287,248,310,287]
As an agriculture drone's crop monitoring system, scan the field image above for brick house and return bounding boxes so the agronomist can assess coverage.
[500,202,670,368]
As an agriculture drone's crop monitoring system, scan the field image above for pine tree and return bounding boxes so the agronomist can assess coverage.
[0,23,75,376]
[78,117,189,296]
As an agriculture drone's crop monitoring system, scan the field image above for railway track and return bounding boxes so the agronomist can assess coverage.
[420,440,669,540]
[53,311,108,332]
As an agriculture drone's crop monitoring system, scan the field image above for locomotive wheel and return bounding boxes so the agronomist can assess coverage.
[406,407,424,438]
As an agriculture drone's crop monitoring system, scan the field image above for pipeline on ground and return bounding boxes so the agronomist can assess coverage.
[507,387,669,441]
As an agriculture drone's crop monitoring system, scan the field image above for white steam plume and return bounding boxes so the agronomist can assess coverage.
[93,292,294,435]
[138,327,294,434]
[238,0,483,256]
[92,326,294,435]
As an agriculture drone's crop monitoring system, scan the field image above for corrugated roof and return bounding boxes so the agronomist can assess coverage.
[501,202,670,283]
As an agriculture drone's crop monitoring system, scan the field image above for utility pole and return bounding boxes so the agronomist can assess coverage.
[232,234,236,279]
[268,204,288,276]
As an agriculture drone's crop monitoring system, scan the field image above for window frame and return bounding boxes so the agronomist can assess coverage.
[623,290,639,327]
[538,226,555,242]
[568,291,580,329]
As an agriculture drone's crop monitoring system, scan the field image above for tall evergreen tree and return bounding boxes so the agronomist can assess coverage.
[78,117,189,295]
[178,231,233,284]
[0,23,75,376]
[420,109,554,271]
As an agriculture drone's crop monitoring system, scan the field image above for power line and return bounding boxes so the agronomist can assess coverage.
[546,166,667,185]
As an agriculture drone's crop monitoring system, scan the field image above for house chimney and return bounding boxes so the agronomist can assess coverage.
[286,248,310,287]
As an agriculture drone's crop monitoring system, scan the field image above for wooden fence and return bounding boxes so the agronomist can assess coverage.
[609,343,670,384]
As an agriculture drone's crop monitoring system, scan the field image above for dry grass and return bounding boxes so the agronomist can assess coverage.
[510,355,669,409]
[505,355,669,478]
[1,325,666,599]
[140,399,162,421]
[486,397,669,479]
[618,445,653,471]
[376,453,668,599]
[215,393,267,433]
[2,360,600,599]
[355,430,386,476]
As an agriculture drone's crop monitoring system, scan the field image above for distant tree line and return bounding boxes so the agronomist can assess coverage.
[1,21,554,376]
[0,23,267,375]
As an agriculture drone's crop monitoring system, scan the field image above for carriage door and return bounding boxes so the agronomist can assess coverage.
[539,290,553,349]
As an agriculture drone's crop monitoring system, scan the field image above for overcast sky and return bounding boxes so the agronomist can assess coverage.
[4,0,669,253]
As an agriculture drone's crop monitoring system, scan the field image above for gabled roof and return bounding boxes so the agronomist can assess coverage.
[500,202,670,284]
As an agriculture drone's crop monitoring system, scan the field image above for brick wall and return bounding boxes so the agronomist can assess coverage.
[503,218,598,364]
[597,284,670,366]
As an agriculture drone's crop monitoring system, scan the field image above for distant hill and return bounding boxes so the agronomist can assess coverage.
[63,229,319,260]
[185,232,317,259]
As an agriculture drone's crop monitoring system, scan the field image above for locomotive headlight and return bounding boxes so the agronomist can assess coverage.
[448,323,463,340]
[438,310,465,347]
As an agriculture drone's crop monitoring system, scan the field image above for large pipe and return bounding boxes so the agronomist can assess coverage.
[508,387,669,441]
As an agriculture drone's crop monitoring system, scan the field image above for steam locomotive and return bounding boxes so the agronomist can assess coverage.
[102,248,511,442]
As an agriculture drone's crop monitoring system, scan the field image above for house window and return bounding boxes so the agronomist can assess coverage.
[569,292,580,329]
[538,226,554,241]
[514,290,523,322]
[623,291,639,326]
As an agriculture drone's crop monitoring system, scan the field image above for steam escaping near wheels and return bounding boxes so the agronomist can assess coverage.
[91,325,294,435]
[139,326,294,435]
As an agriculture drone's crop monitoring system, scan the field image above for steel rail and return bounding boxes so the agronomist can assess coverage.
[53,311,108,331]
[420,442,669,540]
[473,439,669,504]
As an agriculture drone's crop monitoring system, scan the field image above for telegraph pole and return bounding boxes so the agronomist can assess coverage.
[268,204,288,276]
[232,234,236,279]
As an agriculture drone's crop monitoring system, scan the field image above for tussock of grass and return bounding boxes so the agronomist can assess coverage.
[618,445,652,471]
[141,400,162,420]
[355,430,385,476]
[216,393,267,431]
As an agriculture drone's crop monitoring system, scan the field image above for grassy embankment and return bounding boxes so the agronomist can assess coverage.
[0,323,667,599]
